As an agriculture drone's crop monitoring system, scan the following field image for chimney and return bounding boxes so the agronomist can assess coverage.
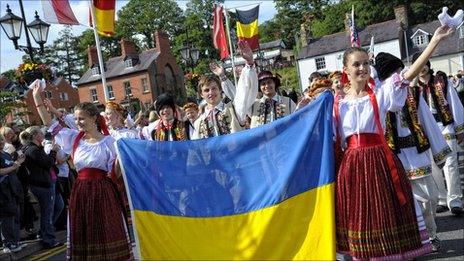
[120,39,137,58]
[87,45,98,67]
[300,24,308,47]
[154,30,171,53]
[394,5,409,28]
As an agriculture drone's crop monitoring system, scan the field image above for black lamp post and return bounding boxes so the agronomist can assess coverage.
[180,43,200,74]
[0,2,50,62]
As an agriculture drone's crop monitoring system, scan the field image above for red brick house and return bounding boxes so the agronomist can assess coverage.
[76,30,185,114]
[0,76,80,125]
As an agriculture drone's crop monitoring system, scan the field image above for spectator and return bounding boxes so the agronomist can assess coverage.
[0,133,26,253]
[20,127,62,249]
[455,73,464,105]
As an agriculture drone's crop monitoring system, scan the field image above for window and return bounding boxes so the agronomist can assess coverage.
[124,59,133,68]
[315,57,326,70]
[412,34,428,47]
[124,81,132,96]
[60,92,68,101]
[460,26,464,39]
[164,65,176,89]
[107,85,115,99]
[142,78,149,93]
[44,91,52,99]
[91,66,100,76]
[90,89,98,102]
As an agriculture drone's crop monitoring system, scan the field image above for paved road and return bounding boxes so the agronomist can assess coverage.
[27,211,462,260]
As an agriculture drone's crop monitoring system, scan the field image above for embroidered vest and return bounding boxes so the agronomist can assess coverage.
[419,76,454,126]
[386,86,430,153]
[198,109,231,138]
[151,119,187,141]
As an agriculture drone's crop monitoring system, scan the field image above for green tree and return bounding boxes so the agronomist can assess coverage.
[1,69,16,81]
[0,91,26,125]
[275,66,299,93]
[117,0,184,49]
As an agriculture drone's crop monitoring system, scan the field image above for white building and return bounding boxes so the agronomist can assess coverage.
[297,5,464,91]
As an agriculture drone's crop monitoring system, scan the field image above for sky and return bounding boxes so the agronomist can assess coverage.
[0,0,276,73]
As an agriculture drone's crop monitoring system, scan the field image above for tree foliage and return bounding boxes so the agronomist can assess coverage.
[0,91,27,125]
[117,0,184,49]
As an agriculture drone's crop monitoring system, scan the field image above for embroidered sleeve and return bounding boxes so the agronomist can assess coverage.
[446,79,464,134]
[378,72,408,113]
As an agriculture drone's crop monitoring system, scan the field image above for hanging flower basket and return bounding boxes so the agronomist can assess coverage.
[16,62,52,85]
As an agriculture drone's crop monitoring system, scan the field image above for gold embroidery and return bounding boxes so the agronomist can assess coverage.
[455,124,464,134]
[406,166,432,179]
[433,146,452,163]
[443,133,456,141]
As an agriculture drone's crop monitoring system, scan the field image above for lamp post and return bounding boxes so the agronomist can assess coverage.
[180,42,200,74]
[0,1,50,62]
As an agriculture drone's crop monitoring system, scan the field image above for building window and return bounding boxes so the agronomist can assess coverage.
[460,26,464,39]
[107,85,115,99]
[44,91,52,99]
[315,57,326,70]
[124,59,133,68]
[91,66,100,76]
[142,78,149,93]
[124,81,132,96]
[412,34,428,47]
[59,92,68,101]
[90,89,98,102]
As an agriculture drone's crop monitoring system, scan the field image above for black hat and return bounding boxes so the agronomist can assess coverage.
[411,52,431,69]
[155,93,176,113]
[374,52,405,81]
[258,70,281,89]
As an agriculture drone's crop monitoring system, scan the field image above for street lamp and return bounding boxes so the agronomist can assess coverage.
[0,2,50,61]
[180,43,200,73]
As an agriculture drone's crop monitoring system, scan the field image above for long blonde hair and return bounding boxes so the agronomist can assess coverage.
[19,126,42,145]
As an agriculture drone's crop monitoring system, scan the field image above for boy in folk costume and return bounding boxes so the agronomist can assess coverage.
[376,52,451,252]
[192,41,257,139]
[414,53,464,215]
[151,93,188,141]
[183,102,199,140]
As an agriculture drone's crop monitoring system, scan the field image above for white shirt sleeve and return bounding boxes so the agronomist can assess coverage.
[54,128,79,155]
[377,72,408,113]
[233,64,258,123]
[447,79,464,134]
[222,78,236,101]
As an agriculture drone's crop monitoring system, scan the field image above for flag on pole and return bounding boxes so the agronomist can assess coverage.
[41,0,79,25]
[369,35,375,54]
[213,4,230,60]
[117,92,336,260]
[90,0,116,36]
[236,5,259,50]
[349,5,360,47]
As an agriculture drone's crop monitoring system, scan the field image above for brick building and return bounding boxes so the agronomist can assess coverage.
[0,76,80,125]
[76,30,185,114]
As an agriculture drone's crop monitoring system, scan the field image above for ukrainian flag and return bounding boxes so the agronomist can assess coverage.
[236,5,259,50]
[117,92,335,260]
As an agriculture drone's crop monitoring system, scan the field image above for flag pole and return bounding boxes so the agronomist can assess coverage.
[223,4,238,87]
[88,0,109,102]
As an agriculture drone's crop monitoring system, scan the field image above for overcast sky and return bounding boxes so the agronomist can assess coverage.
[0,0,276,73]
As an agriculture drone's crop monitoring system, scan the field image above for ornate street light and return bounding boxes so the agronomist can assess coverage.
[180,44,200,69]
[27,11,50,52]
[0,1,50,61]
[0,4,23,49]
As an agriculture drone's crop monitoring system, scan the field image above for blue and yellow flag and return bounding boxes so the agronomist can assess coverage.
[117,92,336,260]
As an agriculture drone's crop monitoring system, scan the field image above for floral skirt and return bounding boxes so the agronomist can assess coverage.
[336,137,431,260]
[68,168,131,260]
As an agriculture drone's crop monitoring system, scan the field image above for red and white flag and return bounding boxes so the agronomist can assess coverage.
[41,0,79,25]
[213,4,229,60]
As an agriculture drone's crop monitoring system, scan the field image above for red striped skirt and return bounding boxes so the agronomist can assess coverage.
[336,134,430,260]
[68,168,131,260]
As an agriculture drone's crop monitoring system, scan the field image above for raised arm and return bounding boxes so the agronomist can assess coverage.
[403,25,454,81]
[32,80,52,126]
[210,62,236,100]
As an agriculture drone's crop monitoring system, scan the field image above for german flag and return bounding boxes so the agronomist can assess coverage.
[92,0,115,36]
[236,5,259,50]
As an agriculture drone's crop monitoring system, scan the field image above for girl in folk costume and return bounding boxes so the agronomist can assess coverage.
[334,25,454,259]
[32,86,131,260]
[192,41,257,139]
[104,101,140,140]
[375,52,451,252]
[151,93,188,141]
[415,54,464,215]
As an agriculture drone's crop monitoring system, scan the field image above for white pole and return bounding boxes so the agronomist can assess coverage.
[88,0,109,102]
[223,4,238,87]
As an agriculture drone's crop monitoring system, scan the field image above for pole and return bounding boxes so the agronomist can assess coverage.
[18,0,34,61]
[223,4,238,87]
[88,0,109,102]
[403,30,410,66]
